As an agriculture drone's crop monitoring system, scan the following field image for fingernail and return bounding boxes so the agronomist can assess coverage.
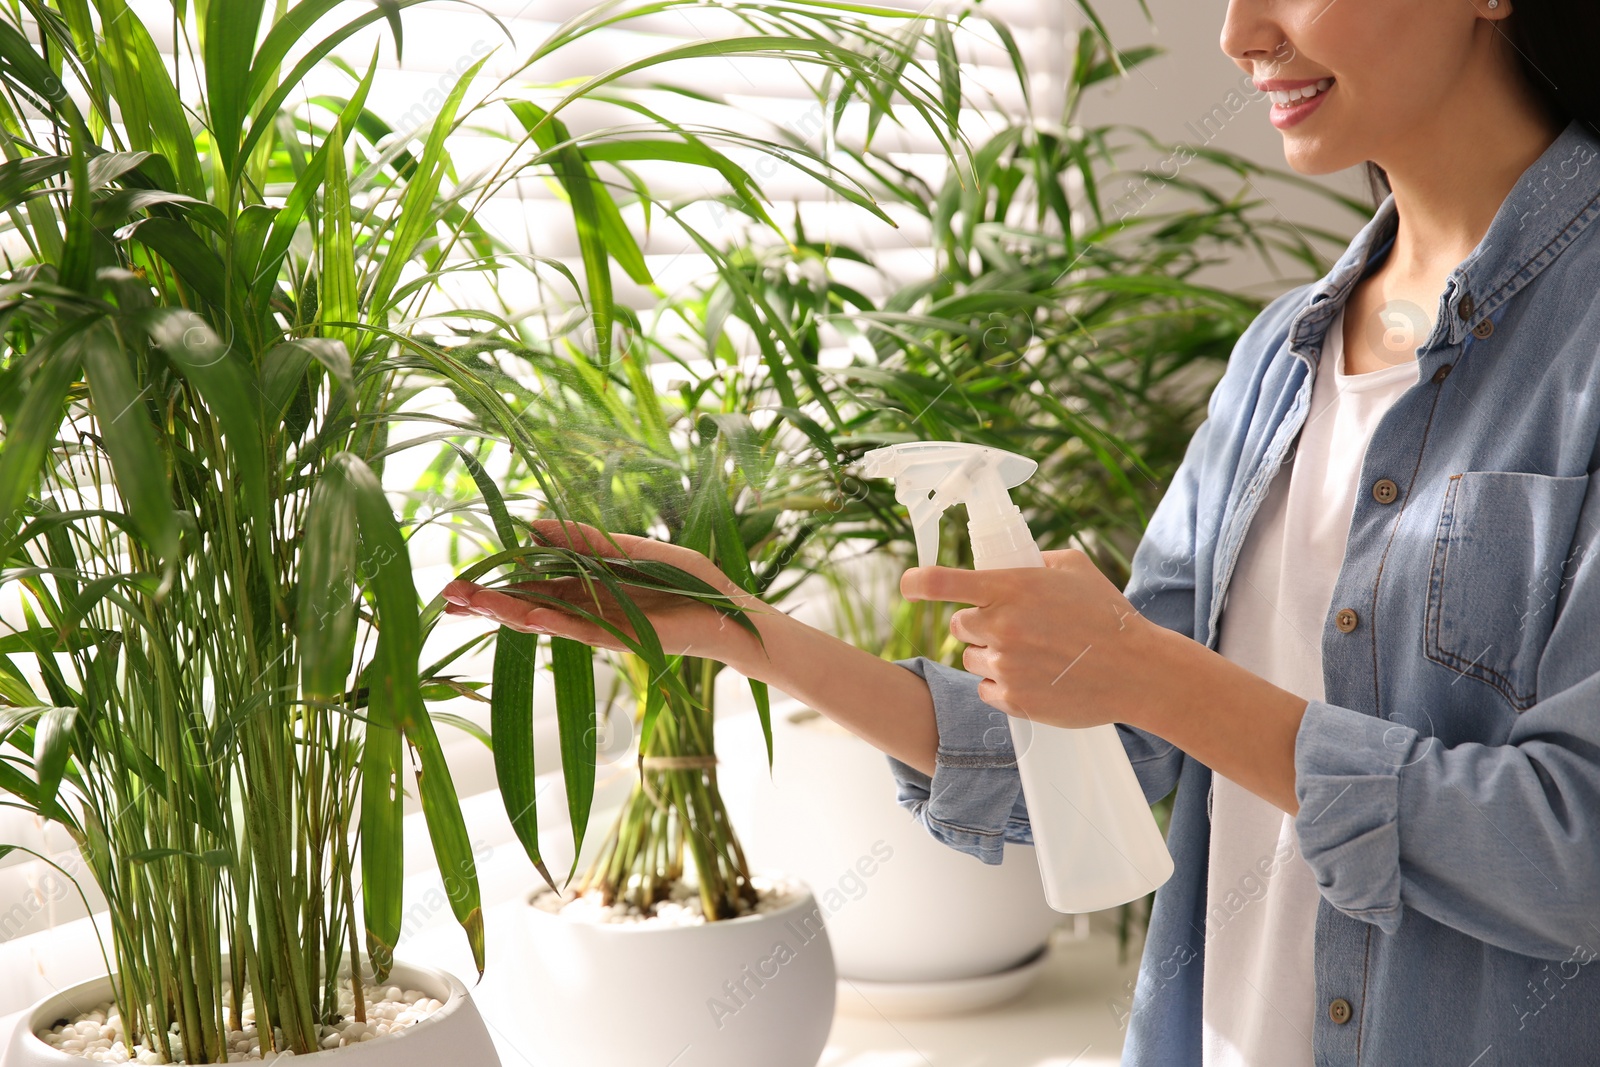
[443,591,470,606]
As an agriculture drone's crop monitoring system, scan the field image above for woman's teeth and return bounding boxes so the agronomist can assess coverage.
[1269,79,1333,106]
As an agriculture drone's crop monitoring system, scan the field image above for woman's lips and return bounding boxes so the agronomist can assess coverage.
[1268,80,1333,130]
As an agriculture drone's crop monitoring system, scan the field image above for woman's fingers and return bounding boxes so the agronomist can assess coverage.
[441,579,587,626]
[441,583,548,628]
[902,564,998,607]
[440,580,627,649]
[940,604,992,646]
[519,607,626,650]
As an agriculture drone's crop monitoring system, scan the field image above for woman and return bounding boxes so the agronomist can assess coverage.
[444,0,1600,1062]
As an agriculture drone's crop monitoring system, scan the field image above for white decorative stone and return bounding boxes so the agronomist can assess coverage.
[28,984,441,1063]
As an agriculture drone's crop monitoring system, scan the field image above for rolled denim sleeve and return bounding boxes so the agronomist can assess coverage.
[882,656,1033,865]
[881,659,1188,865]
[1292,703,1405,931]
[1293,484,1600,957]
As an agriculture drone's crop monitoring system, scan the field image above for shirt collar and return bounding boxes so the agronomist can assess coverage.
[1289,117,1600,357]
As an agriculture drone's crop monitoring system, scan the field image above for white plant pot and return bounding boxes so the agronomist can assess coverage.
[717,704,1062,984]
[518,878,835,1067]
[3,960,498,1066]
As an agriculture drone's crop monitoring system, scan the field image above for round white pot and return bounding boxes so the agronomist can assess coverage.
[717,704,1062,983]
[519,878,835,1067]
[3,960,498,1066]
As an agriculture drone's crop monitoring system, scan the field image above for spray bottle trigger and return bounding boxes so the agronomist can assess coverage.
[912,513,940,569]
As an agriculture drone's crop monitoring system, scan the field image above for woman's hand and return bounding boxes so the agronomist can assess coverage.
[906,546,1312,812]
[438,519,945,774]
[440,519,771,666]
[902,548,1166,731]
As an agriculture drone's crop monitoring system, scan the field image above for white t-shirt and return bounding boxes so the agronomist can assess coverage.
[1200,305,1419,1066]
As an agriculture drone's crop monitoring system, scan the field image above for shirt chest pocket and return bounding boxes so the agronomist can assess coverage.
[1425,469,1591,710]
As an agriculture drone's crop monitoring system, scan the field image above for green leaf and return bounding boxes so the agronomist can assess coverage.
[430,710,492,749]
[749,678,773,772]
[0,705,53,745]
[517,108,652,286]
[319,117,359,353]
[239,0,429,167]
[338,452,482,978]
[0,156,70,214]
[31,704,77,806]
[298,463,360,702]
[509,102,620,362]
[581,137,774,242]
[550,636,595,881]
[59,132,94,292]
[367,54,491,321]
[0,662,42,709]
[708,465,754,596]
[0,20,70,107]
[204,0,268,178]
[137,308,274,587]
[95,1,204,197]
[128,848,185,864]
[445,442,518,553]
[251,46,378,309]
[408,717,484,976]
[491,626,558,894]
[259,338,352,422]
[931,18,961,139]
[80,319,177,561]
[359,663,404,983]
[126,218,228,310]
[91,189,227,233]
[0,320,89,548]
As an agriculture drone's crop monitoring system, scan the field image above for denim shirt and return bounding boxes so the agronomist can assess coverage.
[883,117,1600,1067]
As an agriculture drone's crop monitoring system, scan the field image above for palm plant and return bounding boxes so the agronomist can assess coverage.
[433,7,1358,936]
[0,1,540,1056]
[0,0,981,1059]
[417,11,990,921]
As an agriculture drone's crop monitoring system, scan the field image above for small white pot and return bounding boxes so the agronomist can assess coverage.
[718,704,1062,983]
[518,878,835,1067]
[3,960,498,1066]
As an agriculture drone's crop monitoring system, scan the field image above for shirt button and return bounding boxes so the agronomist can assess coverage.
[1330,997,1353,1024]
[1335,608,1359,632]
[1472,317,1495,339]
[1457,294,1475,320]
[1372,478,1398,504]
[1432,363,1453,383]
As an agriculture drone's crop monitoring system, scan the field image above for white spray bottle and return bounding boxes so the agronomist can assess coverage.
[863,441,1174,913]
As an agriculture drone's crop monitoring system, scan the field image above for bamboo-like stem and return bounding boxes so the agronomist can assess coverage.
[577,652,757,921]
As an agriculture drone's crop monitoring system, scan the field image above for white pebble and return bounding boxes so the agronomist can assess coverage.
[37,982,445,1061]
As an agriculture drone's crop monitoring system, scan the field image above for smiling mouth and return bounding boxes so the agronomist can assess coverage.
[1268,78,1334,107]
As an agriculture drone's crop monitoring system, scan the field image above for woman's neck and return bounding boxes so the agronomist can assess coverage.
[1380,75,1564,283]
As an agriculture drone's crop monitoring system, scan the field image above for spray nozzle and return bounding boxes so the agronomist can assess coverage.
[860,442,1038,568]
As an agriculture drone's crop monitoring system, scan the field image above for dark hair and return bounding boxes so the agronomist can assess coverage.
[1364,2,1600,207]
